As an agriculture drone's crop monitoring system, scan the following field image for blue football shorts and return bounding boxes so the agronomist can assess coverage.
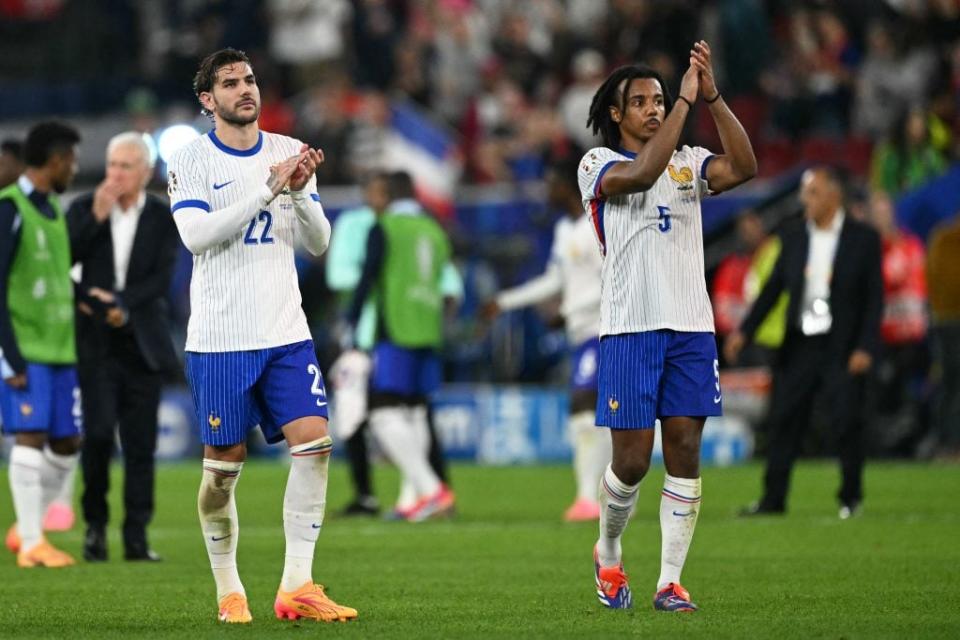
[595,330,722,429]
[370,341,441,397]
[0,362,82,439]
[185,340,328,446]
[570,336,600,392]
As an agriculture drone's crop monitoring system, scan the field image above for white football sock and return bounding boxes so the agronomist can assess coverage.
[281,436,333,591]
[657,474,702,590]
[51,455,77,507]
[370,406,441,502]
[9,445,44,551]
[571,412,611,501]
[596,464,640,567]
[40,447,78,512]
[198,459,244,600]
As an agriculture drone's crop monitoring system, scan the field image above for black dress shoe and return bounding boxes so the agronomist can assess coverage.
[124,544,162,562]
[338,496,380,517]
[738,502,786,517]
[83,527,108,562]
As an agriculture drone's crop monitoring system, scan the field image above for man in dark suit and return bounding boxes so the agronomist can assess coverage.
[67,131,180,561]
[725,167,883,519]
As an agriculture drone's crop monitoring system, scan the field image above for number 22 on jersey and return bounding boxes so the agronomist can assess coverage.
[244,210,275,245]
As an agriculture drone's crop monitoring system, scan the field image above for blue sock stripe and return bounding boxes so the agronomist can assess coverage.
[661,487,701,503]
[602,476,636,501]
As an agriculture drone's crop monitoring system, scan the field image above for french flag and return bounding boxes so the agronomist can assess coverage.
[383,101,462,218]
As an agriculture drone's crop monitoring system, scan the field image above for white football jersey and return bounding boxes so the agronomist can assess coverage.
[552,213,602,344]
[168,130,314,352]
[496,213,601,345]
[578,145,716,336]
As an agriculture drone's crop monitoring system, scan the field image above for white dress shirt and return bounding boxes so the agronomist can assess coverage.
[110,192,145,291]
[801,209,845,335]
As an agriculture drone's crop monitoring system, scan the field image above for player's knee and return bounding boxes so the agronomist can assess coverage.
[611,454,650,485]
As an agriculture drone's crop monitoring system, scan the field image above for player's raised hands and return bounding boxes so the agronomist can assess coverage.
[679,59,700,106]
[690,40,719,103]
[266,151,307,196]
[289,144,325,192]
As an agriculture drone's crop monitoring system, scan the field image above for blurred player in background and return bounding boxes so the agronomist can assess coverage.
[344,171,457,522]
[168,48,355,624]
[325,172,392,516]
[0,122,82,568]
[67,131,180,562]
[579,41,756,612]
[0,139,25,189]
[1,135,77,533]
[329,171,460,517]
[482,154,610,522]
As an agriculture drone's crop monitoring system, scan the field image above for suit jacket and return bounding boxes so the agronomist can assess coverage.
[67,191,179,373]
[740,214,883,363]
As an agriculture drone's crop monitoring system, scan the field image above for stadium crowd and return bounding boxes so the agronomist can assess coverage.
[0,0,958,467]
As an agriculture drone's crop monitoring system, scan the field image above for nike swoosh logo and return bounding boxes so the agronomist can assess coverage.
[211,534,232,541]
[316,400,327,407]
[213,180,234,190]
[713,395,722,403]
[672,511,695,517]
[311,523,321,529]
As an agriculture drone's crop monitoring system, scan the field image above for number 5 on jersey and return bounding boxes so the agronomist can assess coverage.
[244,210,274,245]
[657,205,672,233]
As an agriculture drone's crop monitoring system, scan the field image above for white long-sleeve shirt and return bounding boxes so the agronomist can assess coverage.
[168,130,330,352]
[496,213,601,345]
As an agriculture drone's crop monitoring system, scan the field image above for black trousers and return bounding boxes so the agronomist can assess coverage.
[760,334,867,510]
[79,331,161,548]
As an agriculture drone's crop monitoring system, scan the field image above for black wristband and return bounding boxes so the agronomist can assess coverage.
[705,92,721,104]
[677,96,694,109]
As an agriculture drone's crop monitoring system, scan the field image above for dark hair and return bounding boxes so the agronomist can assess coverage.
[193,48,252,116]
[387,170,416,201]
[1,139,23,159]
[23,122,80,168]
[546,153,584,191]
[586,65,674,149]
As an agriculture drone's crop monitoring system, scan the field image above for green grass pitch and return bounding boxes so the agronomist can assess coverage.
[0,460,957,638]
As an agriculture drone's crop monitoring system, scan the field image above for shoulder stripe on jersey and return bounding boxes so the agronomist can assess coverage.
[700,154,716,180]
[208,130,263,157]
[590,199,607,256]
[310,193,321,202]
[594,161,617,199]
[172,199,211,213]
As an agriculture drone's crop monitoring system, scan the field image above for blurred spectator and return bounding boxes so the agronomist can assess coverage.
[430,0,490,126]
[559,49,604,151]
[491,11,547,97]
[927,213,960,459]
[294,75,358,185]
[867,190,930,455]
[870,107,948,196]
[0,139,24,189]
[852,20,937,140]
[712,210,766,338]
[352,0,407,88]
[267,0,352,92]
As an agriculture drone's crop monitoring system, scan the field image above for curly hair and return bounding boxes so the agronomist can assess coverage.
[586,65,674,149]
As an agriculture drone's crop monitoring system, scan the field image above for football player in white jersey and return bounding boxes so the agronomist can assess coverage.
[578,42,756,612]
[483,155,611,522]
[167,48,356,625]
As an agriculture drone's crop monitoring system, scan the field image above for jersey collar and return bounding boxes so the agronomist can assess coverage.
[208,130,263,157]
[617,147,637,159]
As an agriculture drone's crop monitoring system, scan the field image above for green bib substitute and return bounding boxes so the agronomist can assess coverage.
[1,184,76,364]
[377,214,451,349]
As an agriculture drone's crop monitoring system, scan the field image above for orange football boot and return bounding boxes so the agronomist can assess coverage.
[274,582,357,622]
[218,592,252,624]
[17,539,75,568]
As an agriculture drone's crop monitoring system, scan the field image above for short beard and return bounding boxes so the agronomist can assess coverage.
[216,102,259,126]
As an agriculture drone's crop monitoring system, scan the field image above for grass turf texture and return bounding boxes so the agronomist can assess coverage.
[0,461,957,638]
